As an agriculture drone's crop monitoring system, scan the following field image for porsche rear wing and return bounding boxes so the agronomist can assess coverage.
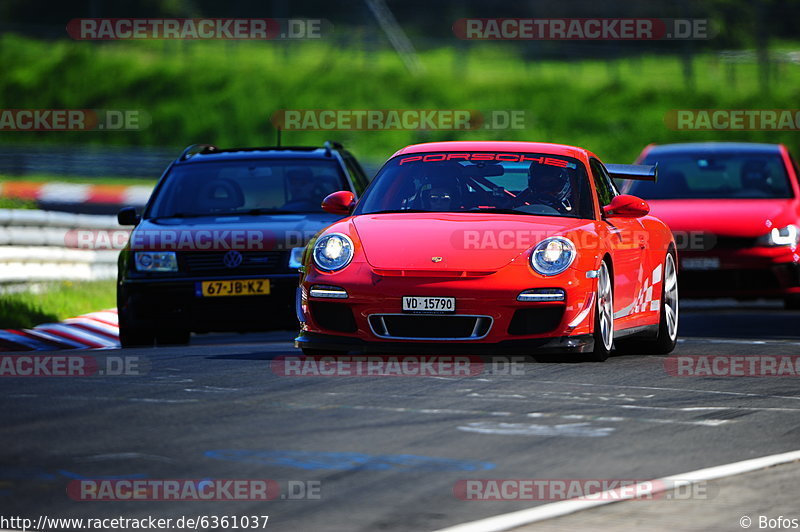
[605,163,658,182]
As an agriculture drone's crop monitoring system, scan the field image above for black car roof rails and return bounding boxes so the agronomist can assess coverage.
[179,144,218,161]
[323,140,344,157]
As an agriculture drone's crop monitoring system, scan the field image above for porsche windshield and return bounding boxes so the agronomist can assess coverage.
[355,152,594,219]
[147,159,348,218]
[627,151,793,200]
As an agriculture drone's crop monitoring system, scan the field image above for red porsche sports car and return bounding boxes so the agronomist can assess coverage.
[295,141,678,361]
[626,142,800,308]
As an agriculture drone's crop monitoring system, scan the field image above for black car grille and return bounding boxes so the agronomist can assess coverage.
[713,236,759,249]
[676,232,758,251]
[181,251,289,275]
[680,269,781,292]
[369,314,492,339]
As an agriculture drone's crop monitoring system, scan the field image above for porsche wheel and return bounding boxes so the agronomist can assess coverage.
[618,252,679,355]
[646,252,679,354]
[585,261,613,362]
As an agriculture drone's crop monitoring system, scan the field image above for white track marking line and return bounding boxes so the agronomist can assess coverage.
[432,449,800,532]
[615,404,800,413]
[679,337,800,345]
[526,411,733,427]
[525,380,800,401]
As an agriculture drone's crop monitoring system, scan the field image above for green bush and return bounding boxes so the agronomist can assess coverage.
[0,34,798,165]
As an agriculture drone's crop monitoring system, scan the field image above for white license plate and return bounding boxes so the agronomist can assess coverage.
[682,257,721,270]
[402,296,455,313]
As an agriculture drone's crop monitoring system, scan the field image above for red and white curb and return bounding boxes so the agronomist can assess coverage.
[0,181,151,205]
[0,309,119,351]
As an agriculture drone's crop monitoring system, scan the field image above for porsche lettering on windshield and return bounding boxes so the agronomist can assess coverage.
[398,153,570,166]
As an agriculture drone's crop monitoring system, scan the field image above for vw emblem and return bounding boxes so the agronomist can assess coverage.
[431,257,443,263]
[223,250,243,269]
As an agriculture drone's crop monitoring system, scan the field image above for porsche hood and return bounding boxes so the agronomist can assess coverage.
[351,213,589,270]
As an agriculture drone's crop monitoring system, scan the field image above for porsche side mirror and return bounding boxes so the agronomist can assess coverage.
[603,195,650,218]
[321,191,356,215]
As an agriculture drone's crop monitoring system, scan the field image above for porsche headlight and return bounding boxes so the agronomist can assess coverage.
[313,233,354,272]
[134,251,177,272]
[758,225,799,247]
[530,237,576,276]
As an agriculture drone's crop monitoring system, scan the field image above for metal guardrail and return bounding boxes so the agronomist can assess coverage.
[0,209,122,283]
[0,145,175,178]
[0,144,382,181]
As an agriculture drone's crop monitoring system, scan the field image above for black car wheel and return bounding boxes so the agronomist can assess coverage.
[119,320,156,347]
[156,329,191,345]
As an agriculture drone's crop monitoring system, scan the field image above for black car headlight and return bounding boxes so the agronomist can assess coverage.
[134,251,178,272]
[313,233,354,272]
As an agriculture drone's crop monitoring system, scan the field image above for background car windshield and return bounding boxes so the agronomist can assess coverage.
[355,153,594,219]
[148,160,347,217]
[627,152,792,199]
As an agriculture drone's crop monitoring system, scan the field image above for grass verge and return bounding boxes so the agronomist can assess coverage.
[0,280,116,329]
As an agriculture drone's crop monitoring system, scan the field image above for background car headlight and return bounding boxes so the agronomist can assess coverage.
[758,225,799,247]
[313,233,354,271]
[530,237,576,276]
[135,251,177,272]
[289,247,305,269]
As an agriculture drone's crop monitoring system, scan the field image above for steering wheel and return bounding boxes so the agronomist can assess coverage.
[515,204,561,215]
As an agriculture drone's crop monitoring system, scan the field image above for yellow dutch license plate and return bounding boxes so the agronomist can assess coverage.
[199,279,270,297]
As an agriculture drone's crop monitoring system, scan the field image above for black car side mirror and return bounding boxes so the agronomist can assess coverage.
[118,207,141,226]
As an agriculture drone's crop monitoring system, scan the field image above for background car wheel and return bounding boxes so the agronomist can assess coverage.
[301,347,346,356]
[584,260,614,362]
[119,324,156,347]
[784,295,800,310]
[156,330,191,345]
[618,252,679,355]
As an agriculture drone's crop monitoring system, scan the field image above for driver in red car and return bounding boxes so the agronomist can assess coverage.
[419,176,462,211]
[514,162,574,214]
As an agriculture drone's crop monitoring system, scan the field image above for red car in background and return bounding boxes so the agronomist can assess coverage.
[295,141,678,361]
[626,142,800,308]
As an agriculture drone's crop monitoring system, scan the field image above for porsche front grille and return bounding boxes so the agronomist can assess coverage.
[368,314,492,340]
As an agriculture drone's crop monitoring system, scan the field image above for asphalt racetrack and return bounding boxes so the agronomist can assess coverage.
[3,300,800,531]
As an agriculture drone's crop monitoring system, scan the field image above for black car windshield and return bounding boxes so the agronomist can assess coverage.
[147,159,348,218]
[355,152,594,219]
[626,151,793,199]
